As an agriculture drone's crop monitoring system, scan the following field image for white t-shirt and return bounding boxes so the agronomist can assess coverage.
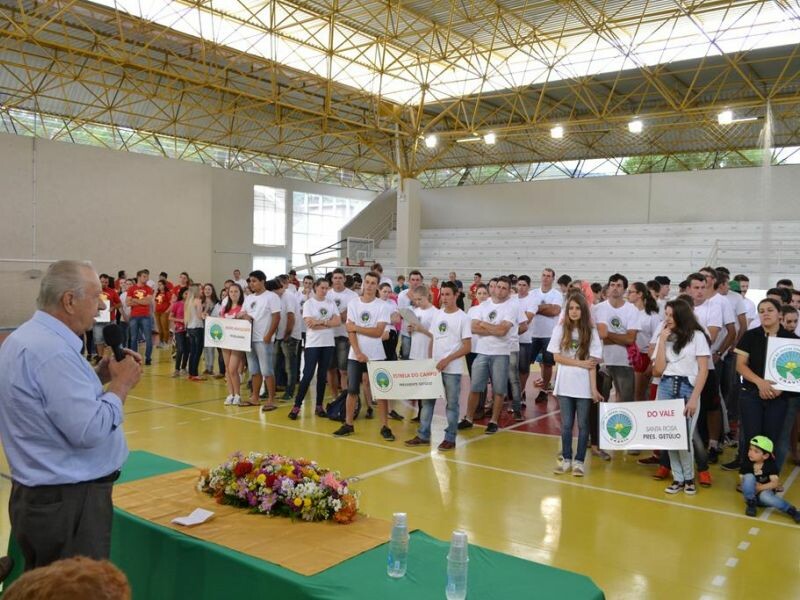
[517,294,538,344]
[432,309,472,375]
[505,297,529,353]
[397,289,414,337]
[472,299,516,356]
[327,287,358,338]
[302,298,337,348]
[693,301,723,369]
[529,288,563,338]
[243,290,282,341]
[723,291,748,334]
[742,296,759,328]
[297,290,310,333]
[409,306,437,360]
[636,309,663,352]
[235,278,249,292]
[277,292,302,340]
[467,305,482,350]
[547,323,603,399]
[654,330,711,387]
[594,300,641,366]
[347,298,390,361]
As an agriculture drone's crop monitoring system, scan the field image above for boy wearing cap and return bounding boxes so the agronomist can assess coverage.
[741,436,800,522]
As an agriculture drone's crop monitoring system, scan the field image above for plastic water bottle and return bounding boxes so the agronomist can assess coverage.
[387,512,409,578]
[445,530,469,600]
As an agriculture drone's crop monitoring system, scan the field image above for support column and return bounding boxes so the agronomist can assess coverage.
[395,177,421,276]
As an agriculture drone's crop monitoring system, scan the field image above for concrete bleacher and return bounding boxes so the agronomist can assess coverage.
[371,221,800,286]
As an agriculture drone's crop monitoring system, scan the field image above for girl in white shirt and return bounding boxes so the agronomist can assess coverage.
[629,281,663,401]
[653,300,710,495]
[289,278,341,419]
[548,293,603,476]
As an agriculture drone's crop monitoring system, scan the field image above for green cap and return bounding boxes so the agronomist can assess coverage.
[750,435,774,454]
[729,280,741,292]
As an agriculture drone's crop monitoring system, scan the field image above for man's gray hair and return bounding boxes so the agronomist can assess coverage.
[37,260,95,310]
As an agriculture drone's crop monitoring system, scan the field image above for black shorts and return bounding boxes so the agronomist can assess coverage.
[700,368,721,411]
[530,337,554,367]
[347,359,370,395]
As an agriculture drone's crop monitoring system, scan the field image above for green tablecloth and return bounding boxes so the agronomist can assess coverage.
[5,451,604,599]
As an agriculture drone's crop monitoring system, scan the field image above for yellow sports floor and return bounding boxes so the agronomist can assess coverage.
[2,347,799,599]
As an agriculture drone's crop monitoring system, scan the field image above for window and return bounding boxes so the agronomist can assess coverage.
[252,256,287,278]
[291,192,370,273]
[253,185,286,246]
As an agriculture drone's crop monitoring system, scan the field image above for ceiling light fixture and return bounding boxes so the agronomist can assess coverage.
[550,125,564,139]
[717,110,733,125]
[628,119,643,134]
[424,134,438,149]
[456,136,482,143]
[483,132,496,145]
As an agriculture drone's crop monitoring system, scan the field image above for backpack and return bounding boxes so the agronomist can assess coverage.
[326,390,361,422]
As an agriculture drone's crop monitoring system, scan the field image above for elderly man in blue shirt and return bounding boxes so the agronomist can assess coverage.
[0,260,142,571]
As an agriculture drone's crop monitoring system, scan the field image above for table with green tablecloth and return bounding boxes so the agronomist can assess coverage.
[4,451,604,599]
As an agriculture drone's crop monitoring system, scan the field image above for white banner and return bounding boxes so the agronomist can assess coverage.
[204,317,252,352]
[766,337,800,393]
[599,399,689,451]
[95,306,111,323]
[367,359,445,400]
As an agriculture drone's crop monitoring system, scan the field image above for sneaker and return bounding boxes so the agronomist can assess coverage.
[591,448,611,461]
[789,507,800,524]
[380,426,395,441]
[707,446,721,464]
[572,461,585,477]
[554,460,571,474]
[288,406,300,420]
[224,395,234,406]
[698,470,712,487]
[231,395,241,406]
[637,454,661,465]
[315,406,327,417]
[365,407,374,419]
[332,424,354,437]
[388,410,404,421]
[724,433,739,449]
[485,422,499,435]
[437,440,456,451]
[281,392,293,401]
[457,418,473,430]
[171,370,180,378]
[404,436,430,447]
[745,499,758,517]
[683,481,697,495]
[653,465,671,480]
[664,481,684,494]
[513,410,524,422]
[145,359,152,366]
[721,459,741,471]
[180,369,188,376]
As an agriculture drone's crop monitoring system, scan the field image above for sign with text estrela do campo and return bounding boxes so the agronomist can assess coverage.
[599,399,689,451]
[367,359,445,401]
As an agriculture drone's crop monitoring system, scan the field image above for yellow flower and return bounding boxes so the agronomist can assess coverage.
[256,474,266,485]
[303,498,312,508]
[293,497,303,507]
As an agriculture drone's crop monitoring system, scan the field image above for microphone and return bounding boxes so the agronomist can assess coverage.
[102,324,127,362]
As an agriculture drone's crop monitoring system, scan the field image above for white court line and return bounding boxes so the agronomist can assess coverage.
[759,465,800,521]
[352,409,560,480]
[725,557,738,568]
[737,541,750,551]
[711,575,726,587]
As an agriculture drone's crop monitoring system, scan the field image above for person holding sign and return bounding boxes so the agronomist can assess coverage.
[332,271,391,440]
[221,284,245,406]
[652,300,710,495]
[549,293,603,477]
[734,298,797,471]
[290,278,340,419]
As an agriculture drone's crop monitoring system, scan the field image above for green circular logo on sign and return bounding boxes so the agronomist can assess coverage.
[374,369,392,391]
[210,323,224,341]
[602,409,635,445]
[771,345,800,387]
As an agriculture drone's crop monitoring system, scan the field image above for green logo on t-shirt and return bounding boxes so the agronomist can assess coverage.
[610,317,622,329]
[320,308,328,318]
[360,311,370,323]
[438,322,447,333]
[488,310,497,321]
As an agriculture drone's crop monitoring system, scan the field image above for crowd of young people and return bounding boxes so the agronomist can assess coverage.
[86,263,800,519]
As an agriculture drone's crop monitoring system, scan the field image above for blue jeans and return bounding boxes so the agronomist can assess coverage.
[400,335,411,360]
[128,316,153,361]
[469,354,509,396]
[276,337,301,395]
[777,394,800,472]
[174,331,188,371]
[294,346,334,408]
[418,373,461,443]
[247,341,276,377]
[187,328,204,376]
[657,376,700,483]
[558,396,591,462]
[741,473,792,513]
[508,351,521,412]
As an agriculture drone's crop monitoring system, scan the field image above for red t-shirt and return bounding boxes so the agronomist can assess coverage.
[170,301,186,333]
[155,291,171,313]
[100,287,121,321]
[431,286,441,309]
[128,284,154,318]
[221,304,242,318]
[469,283,480,306]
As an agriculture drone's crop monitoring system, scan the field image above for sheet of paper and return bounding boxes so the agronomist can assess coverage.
[171,508,215,527]
[399,308,420,327]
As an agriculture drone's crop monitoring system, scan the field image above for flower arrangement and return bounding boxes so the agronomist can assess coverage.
[197,451,359,524]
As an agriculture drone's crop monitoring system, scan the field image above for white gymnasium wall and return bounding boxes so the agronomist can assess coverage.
[420,165,800,227]
[0,132,376,327]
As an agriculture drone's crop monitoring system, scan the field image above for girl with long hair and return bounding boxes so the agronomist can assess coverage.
[549,293,603,476]
[200,283,220,376]
[154,279,172,348]
[652,299,710,495]
[169,287,189,377]
[185,284,206,381]
[629,281,663,401]
[221,284,245,405]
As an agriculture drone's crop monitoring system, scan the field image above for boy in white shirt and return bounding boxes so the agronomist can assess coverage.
[529,268,562,402]
[406,282,471,450]
[397,270,423,359]
[332,271,392,440]
[327,268,358,397]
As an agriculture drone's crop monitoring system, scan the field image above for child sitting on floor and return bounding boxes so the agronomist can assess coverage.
[740,436,800,523]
